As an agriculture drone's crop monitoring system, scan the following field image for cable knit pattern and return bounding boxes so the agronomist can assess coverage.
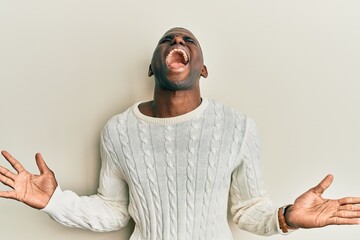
[200,101,224,240]
[114,116,141,231]
[138,121,163,239]
[164,125,177,239]
[42,98,284,239]
[212,109,247,239]
[230,117,278,236]
[185,117,202,239]
[116,115,150,237]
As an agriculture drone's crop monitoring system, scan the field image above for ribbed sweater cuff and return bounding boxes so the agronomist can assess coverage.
[41,186,63,215]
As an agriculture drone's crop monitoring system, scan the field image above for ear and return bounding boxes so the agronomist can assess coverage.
[148,65,154,77]
[201,65,208,78]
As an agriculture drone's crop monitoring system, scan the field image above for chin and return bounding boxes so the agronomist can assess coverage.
[159,78,194,91]
[155,68,198,91]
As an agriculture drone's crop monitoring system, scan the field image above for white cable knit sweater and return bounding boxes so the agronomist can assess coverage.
[43,98,283,239]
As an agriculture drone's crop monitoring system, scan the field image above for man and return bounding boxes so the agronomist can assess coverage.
[1,27,360,239]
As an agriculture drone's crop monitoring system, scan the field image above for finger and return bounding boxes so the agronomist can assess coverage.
[338,204,360,211]
[0,165,16,180]
[338,197,360,205]
[35,153,51,174]
[0,190,16,200]
[312,174,334,195]
[0,173,15,188]
[327,217,360,225]
[1,151,25,173]
[333,210,360,218]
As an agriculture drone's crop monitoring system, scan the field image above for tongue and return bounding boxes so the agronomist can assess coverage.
[168,62,185,69]
[167,51,187,70]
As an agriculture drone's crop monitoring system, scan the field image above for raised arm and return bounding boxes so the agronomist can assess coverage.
[39,129,130,232]
[0,150,58,209]
[1,131,131,232]
[229,117,360,236]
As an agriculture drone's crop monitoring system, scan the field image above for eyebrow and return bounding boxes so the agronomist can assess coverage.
[159,34,198,43]
[162,35,173,39]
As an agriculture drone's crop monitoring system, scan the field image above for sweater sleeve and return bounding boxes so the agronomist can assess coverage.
[41,130,130,232]
[229,117,283,236]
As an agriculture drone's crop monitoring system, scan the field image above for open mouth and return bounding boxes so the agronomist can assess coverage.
[166,48,189,71]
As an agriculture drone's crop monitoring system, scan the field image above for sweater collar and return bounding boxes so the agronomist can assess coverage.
[133,98,209,125]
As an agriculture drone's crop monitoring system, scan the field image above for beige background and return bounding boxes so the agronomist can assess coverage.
[1,0,360,239]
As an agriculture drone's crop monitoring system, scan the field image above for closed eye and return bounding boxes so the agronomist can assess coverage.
[183,36,195,44]
[159,37,172,44]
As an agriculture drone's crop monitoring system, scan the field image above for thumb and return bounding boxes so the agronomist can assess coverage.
[35,153,51,174]
[312,174,334,195]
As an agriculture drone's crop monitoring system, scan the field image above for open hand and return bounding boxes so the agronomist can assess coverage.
[0,150,58,209]
[285,174,360,228]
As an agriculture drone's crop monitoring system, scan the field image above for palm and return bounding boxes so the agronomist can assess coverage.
[286,175,360,228]
[0,151,57,209]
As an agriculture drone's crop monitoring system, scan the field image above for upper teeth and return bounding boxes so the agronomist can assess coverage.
[166,49,189,64]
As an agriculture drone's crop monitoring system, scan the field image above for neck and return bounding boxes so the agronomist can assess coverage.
[139,83,202,118]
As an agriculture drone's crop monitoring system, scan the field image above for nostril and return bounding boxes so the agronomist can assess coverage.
[172,36,185,45]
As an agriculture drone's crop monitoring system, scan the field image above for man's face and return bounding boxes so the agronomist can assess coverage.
[149,28,208,91]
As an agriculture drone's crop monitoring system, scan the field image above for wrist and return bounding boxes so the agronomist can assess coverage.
[278,205,299,233]
[283,205,299,228]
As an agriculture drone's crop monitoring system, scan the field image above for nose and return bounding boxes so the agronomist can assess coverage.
[171,36,185,45]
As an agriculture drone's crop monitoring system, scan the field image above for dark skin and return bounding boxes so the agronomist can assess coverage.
[139,27,208,118]
[1,27,360,231]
